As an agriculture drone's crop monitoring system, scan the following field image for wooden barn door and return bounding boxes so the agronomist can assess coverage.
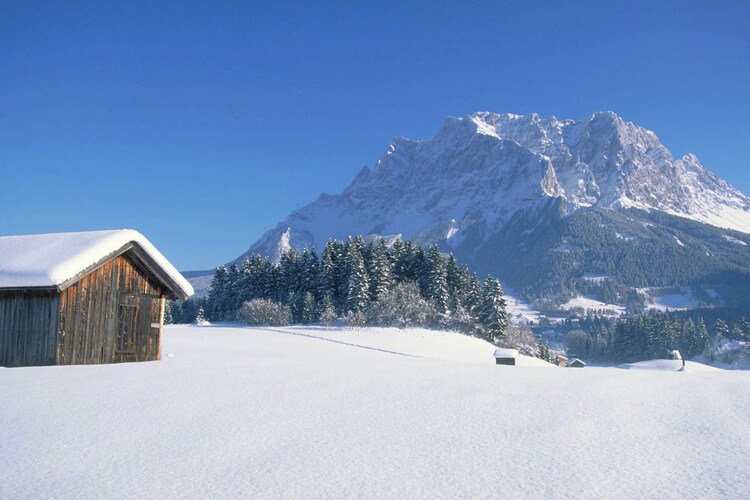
[115,293,162,363]
[137,294,162,361]
[115,294,139,362]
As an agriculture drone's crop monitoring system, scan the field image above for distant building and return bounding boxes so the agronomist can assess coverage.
[0,230,193,367]
[494,348,518,366]
[555,354,568,367]
[568,358,586,368]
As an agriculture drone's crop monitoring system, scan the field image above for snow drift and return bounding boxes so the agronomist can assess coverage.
[1,325,749,498]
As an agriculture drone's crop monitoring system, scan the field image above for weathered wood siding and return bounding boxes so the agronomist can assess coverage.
[0,291,59,367]
[57,254,163,365]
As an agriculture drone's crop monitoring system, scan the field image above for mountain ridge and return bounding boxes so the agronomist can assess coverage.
[193,111,750,310]
[243,111,750,261]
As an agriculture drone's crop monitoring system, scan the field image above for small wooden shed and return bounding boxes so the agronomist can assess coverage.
[555,354,568,367]
[0,230,193,367]
[568,358,586,368]
[494,348,518,366]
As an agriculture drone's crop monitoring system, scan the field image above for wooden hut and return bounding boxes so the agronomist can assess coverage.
[555,354,568,367]
[494,348,518,366]
[568,358,586,368]
[0,230,193,367]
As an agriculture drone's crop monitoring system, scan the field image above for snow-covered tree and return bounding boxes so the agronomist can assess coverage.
[207,265,229,320]
[319,294,338,326]
[425,245,449,313]
[344,310,367,329]
[238,299,292,326]
[345,247,370,312]
[446,254,471,310]
[367,281,437,328]
[499,324,538,357]
[538,340,552,362]
[368,240,394,301]
[300,247,322,298]
[163,300,174,325]
[565,329,590,358]
[478,276,508,343]
[714,318,729,341]
[301,291,317,324]
[321,240,344,308]
[195,306,208,325]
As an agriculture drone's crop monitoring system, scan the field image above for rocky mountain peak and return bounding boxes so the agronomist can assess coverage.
[239,111,750,265]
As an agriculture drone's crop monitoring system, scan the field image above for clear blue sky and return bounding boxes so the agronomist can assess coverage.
[2,1,749,270]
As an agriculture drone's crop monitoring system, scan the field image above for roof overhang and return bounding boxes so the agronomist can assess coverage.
[52,242,191,301]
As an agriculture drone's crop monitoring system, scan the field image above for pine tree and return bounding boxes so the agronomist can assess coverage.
[714,318,729,341]
[680,318,697,358]
[345,247,370,312]
[393,240,425,285]
[164,300,174,325]
[391,239,407,282]
[169,300,183,324]
[740,317,750,341]
[368,240,394,301]
[321,240,344,308]
[279,248,301,303]
[478,276,508,343]
[207,265,229,320]
[694,318,710,357]
[268,265,284,303]
[301,291,317,324]
[446,254,470,310]
[226,262,242,319]
[425,245,449,313]
[465,273,482,318]
[319,294,338,326]
[537,340,552,362]
[300,247,321,298]
[195,306,207,325]
[240,255,267,303]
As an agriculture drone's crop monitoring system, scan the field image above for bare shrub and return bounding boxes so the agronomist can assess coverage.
[238,299,292,326]
[366,281,437,328]
[499,324,539,357]
[345,310,367,329]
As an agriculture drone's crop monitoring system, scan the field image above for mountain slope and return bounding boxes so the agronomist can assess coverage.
[229,111,750,309]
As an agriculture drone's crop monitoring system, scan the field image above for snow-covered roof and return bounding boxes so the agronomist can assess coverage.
[0,229,193,300]
[493,348,518,358]
[568,358,586,366]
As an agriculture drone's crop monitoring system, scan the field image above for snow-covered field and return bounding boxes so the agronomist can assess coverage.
[639,287,703,312]
[504,290,543,324]
[559,295,626,315]
[2,325,750,498]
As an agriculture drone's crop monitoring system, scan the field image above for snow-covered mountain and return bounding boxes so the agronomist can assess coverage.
[245,111,750,261]
[220,111,750,309]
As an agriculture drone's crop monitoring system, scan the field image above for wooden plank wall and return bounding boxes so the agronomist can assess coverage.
[0,291,58,367]
[57,254,163,365]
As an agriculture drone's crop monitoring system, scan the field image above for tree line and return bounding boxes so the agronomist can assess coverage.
[563,313,750,363]
[168,236,509,343]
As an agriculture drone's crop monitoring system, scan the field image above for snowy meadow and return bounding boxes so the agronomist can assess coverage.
[2,325,749,498]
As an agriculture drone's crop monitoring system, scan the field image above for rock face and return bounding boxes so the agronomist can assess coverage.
[225,111,750,308]
[245,111,750,259]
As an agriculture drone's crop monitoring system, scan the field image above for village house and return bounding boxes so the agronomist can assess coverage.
[0,230,193,367]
